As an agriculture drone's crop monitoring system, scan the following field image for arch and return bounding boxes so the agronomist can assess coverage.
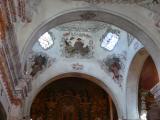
[0,102,7,120]
[126,48,149,119]
[21,8,160,120]
[21,8,160,77]
[24,72,123,119]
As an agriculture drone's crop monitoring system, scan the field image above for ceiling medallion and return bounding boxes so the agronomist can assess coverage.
[80,12,96,20]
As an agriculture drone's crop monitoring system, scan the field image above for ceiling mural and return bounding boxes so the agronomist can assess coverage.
[0,0,160,119]
[60,31,94,58]
[31,20,143,89]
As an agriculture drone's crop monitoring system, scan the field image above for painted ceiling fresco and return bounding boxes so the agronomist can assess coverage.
[31,77,118,120]
[101,54,125,87]
[60,31,94,58]
[30,21,143,88]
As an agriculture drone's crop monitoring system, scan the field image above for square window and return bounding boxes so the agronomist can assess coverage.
[101,32,119,51]
[38,32,53,49]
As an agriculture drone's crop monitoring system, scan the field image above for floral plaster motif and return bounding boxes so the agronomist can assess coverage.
[72,63,84,70]
[24,52,56,78]
[101,54,125,87]
[61,32,94,58]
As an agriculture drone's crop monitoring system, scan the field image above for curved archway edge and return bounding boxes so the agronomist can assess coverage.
[22,8,160,77]
[25,72,123,119]
[126,48,149,119]
[22,8,160,120]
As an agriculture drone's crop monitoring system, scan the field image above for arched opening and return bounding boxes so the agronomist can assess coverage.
[126,48,160,120]
[0,102,7,120]
[22,9,160,120]
[30,76,118,120]
[22,10,160,73]
[126,48,149,119]
[139,56,159,120]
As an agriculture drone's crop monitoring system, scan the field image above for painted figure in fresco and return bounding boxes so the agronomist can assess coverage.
[109,61,122,80]
[30,55,47,77]
[74,38,89,56]
[74,38,84,52]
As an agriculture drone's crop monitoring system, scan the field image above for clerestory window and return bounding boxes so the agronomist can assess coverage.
[101,32,119,51]
[38,32,53,49]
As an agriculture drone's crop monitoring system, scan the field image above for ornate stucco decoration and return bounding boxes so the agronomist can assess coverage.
[56,21,108,32]
[101,54,125,87]
[72,63,84,70]
[60,31,94,58]
[61,0,160,31]
[138,1,160,31]
[24,52,56,78]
